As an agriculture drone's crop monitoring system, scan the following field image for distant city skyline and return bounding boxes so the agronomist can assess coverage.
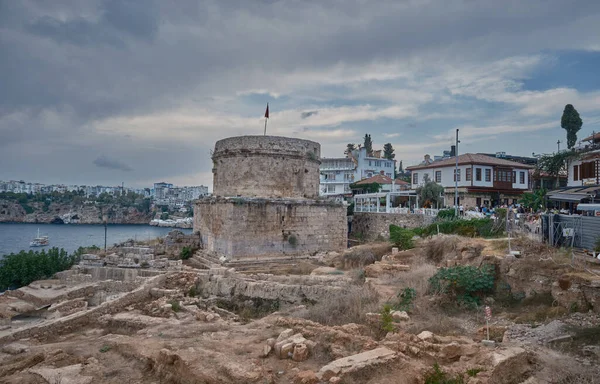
[2,1,600,190]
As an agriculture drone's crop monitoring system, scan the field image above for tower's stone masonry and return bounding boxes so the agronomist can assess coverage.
[195,135,346,260]
[212,136,321,199]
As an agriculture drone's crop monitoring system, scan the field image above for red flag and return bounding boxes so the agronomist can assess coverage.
[264,103,269,119]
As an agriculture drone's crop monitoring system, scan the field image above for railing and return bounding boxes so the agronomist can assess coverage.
[355,205,439,216]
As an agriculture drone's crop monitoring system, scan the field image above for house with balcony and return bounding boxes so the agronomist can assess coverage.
[406,153,533,208]
[319,157,356,198]
[546,133,600,208]
[319,147,397,199]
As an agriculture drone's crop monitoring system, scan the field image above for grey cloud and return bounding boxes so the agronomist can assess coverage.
[301,110,318,119]
[2,0,600,187]
[93,155,133,171]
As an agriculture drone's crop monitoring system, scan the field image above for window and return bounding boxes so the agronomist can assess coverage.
[485,169,491,182]
[413,173,418,184]
[476,168,482,181]
[476,197,482,207]
[512,171,516,183]
[368,161,372,166]
[435,170,442,183]
[454,169,461,182]
[581,161,597,179]
[326,185,335,193]
[494,169,511,182]
[520,171,525,184]
[574,165,579,181]
[386,173,391,178]
[466,168,472,181]
[375,161,382,167]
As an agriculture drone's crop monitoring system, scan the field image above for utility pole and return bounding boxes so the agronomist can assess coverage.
[454,129,460,217]
[557,140,561,152]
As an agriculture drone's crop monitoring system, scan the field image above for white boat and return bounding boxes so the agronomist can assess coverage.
[30,228,49,247]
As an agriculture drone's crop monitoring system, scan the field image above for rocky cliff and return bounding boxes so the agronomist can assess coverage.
[0,200,153,224]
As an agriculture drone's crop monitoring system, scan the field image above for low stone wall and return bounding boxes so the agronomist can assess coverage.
[155,230,202,258]
[351,212,435,241]
[194,197,347,259]
[197,271,349,304]
[0,274,166,344]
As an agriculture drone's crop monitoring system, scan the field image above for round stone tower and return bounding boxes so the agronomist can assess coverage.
[212,136,321,198]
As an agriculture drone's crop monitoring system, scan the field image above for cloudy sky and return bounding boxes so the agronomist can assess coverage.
[2,0,600,190]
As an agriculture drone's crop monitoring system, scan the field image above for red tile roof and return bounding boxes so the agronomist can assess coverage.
[406,153,535,171]
[354,174,408,185]
[583,132,600,142]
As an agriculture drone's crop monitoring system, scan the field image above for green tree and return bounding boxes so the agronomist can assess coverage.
[416,179,444,208]
[345,143,356,156]
[519,188,547,211]
[383,143,395,160]
[561,104,583,149]
[363,134,373,156]
[536,152,576,189]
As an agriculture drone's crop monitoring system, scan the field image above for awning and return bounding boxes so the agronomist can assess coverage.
[546,185,600,203]
[576,203,600,211]
[546,193,587,202]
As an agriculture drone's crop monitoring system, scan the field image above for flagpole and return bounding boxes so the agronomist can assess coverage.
[264,118,267,136]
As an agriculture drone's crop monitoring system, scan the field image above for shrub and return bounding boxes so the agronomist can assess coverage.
[169,300,181,312]
[429,264,495,308]
[0,247,78,290]
[288,235,298,248]
[380,304,394,333]
[180,246,193,260]
[417,218,503,238]
[188,286,197,297]
[389,225,415,250]
[437,209,456,220]
[424,363,465,384]
[350,268,366,285]
[395,287,416,312]
[99,345,111,353]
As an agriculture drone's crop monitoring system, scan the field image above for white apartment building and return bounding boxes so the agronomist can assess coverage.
[407,153,532,208]
[319,148,397,198]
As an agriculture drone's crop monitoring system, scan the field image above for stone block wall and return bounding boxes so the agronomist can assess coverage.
[211,136,321,198]
[351,212,435,241]
[194,197,347,259]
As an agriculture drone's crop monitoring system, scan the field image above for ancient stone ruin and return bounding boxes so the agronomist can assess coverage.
[194,135,347,260]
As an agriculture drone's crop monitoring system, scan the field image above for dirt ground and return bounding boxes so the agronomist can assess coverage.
[1,235,599,384]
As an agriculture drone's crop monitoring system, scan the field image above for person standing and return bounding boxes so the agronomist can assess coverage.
[459,204,464,216]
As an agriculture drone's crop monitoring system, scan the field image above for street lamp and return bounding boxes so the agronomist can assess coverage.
[454,129,460,217]
[102,214,108,252]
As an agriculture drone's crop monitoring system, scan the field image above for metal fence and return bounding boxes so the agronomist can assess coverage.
[540,214,600,250]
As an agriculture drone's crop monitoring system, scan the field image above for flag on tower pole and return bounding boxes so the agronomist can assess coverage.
[264,103,269,136]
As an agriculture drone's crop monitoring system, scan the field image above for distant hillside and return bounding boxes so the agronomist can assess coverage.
[0,191,154,224]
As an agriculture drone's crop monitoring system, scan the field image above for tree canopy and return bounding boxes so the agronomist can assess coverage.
[561,104,583,149]
[345,143,356,156]
[536,151,576,189]
[383,143,395,160]
[416,180,444,208]
[363,134,373,156]
[519,188,546,211]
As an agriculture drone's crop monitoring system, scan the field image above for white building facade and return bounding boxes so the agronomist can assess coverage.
[407,153,532,208]
[319,148,397,198]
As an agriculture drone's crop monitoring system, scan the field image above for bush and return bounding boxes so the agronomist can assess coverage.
[437,209,456,220]
[0,247,78,290]
[429,264,495,308]
[180,246,193,260]
[169,300,181,312]
[389,225,415,250]
[395,287,416,312]
[418,218,503,238]
[380,304,394,333]
[424,363,465,384]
